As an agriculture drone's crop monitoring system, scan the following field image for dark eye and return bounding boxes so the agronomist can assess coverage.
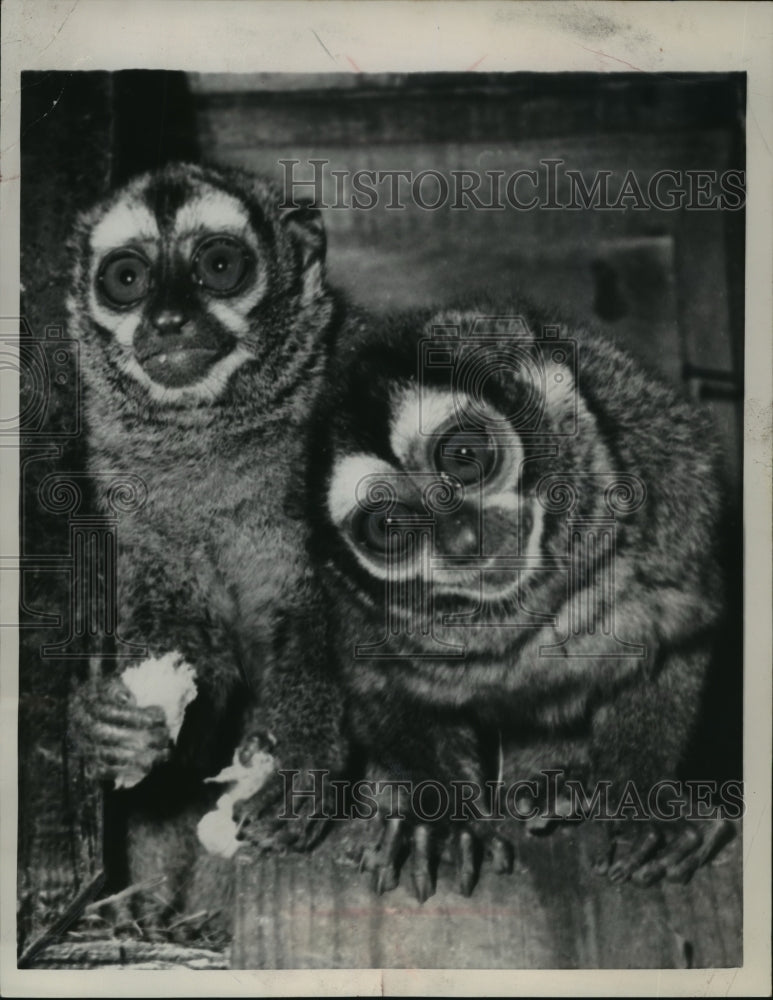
[98,251,151,306]
[192,236,251,294]
[353,503,424,555]
[434,427,500,485]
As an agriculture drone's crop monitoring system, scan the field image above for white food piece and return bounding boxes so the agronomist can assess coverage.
[197,807,243,860]
[121,652,197,741]
[116,653,198,789]
[197,749,277,858]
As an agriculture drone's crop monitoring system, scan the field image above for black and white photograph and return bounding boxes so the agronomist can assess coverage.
[1,2,771,995]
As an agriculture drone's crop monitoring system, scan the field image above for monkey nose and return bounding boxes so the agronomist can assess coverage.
[151,307,187,333]
[436,513,480,557]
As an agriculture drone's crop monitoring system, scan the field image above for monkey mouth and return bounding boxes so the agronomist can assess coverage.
[435,570,519,597]
[140,347,226,387]
[431,559,534,606]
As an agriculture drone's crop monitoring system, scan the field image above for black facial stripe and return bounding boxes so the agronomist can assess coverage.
[330,370,409,470]
[267,338,327,412]
[188,167,277,264]
[141,174,195,230]
[142,170,277,299]
[246,202,276,258]
[146,263,196,312]
[574,372,628,476]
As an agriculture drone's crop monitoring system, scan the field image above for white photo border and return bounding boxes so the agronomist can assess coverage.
[1,2,770,996]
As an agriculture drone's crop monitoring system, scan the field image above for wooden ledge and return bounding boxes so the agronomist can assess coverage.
[232,822,742,969]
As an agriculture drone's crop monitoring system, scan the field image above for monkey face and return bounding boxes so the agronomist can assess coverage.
[316,310,582,611]
[93,228,254,390]
[72,163,327,406]
[327,390,542,604]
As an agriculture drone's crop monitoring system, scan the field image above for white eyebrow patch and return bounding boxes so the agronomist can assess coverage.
[90,201,159,254]
[544,359,576,411]
[390,387,470,466]
[107,310,141,349]
[327,453,396,526]
[206,298,253,337]
[173,191,253,238]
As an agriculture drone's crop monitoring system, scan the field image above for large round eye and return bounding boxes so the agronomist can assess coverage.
[191,236,251,294]
[434,427,500,485]
[98,250,151,306]
[352,502,424,555]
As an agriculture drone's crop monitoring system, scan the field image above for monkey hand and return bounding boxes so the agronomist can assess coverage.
[358,816,515,904]
[337,772,514,904]
[592,816,736,886]
[69,675,171,788]
[231,730,333,853]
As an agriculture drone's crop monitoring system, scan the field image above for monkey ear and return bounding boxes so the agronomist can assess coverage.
[281,201,327,271]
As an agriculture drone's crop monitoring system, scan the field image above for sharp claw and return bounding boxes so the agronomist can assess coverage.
[377,817,406,893]
[362,817,406,894]
[591,825,617,876]
[632,860,666,886]
[458,872,477,897]
[410,824,435,903]
[360,847,378,874]
[661,818,735,884]
[607,861,631,884]
[375,862,399,895]
[455,829,479,897]
[704,818,736,859]
[380,817,405,865]
[296,815,328,852]
[664,858,696,884]
[412,872,433,904]
[607,824,664,883]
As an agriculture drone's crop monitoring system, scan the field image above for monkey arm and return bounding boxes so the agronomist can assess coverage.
[229,594,350,852]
